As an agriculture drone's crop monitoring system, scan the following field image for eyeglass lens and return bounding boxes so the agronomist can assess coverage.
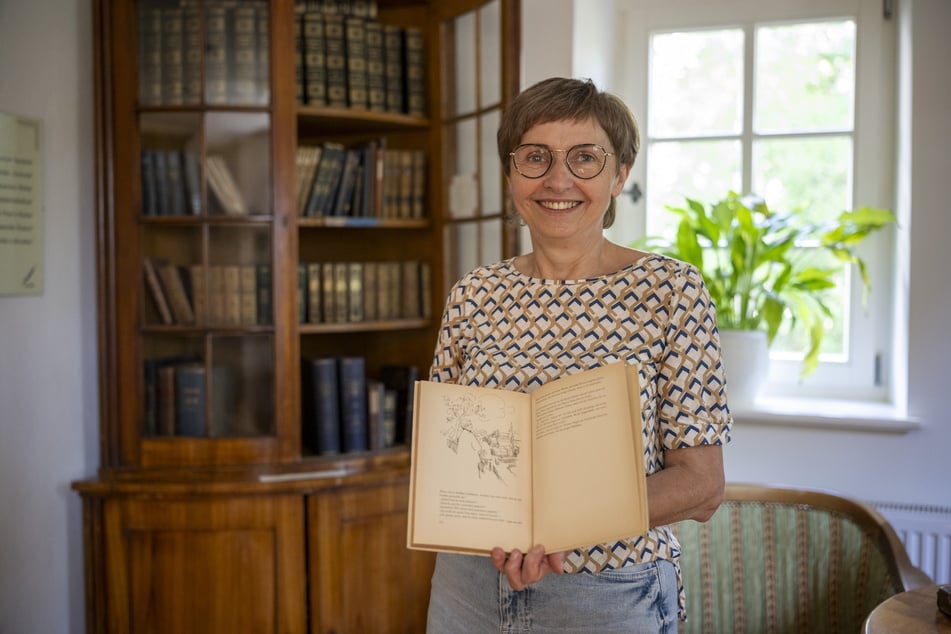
[511,144,609,179]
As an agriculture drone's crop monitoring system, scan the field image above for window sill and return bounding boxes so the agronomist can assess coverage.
[730,397,922,434]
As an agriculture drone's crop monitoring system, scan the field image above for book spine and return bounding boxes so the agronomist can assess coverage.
[158,261,195,324]
[306,262,322,323]
[343,16,368,109]
[164,150,187,216]
[323,14,348,108]
[302,11,327,106]
[410,150,426,219]
[380,364,418,445]
[364,20,386,112]
[255,263,272,325]
[143,359,158,436]
[230,5,258,104]
[401,26,425,116]
[204,5,230,105]
[362,260,378,321]
[161,7,185,105]
[138,7,164,106]
[175,363,206,437]
[239,265,257,325]
[297,263,308,323]
[152,149,170,215]
[366,379,386,450]
[301,357,341,455]
[329,149,360,216]
[143,258,171,324]
[188,265,206,325]
[157,364,177,436]
[333,262,349,323]
[400,260,420,319]
[304,142,345,217]
[382,24,404,114]
[294,13,305,104]
[221,264,242,326]
[255,5,270,105]
[140,149,158,216]
[321,261,336,323]
[347,261,364,322]
[337,356,368,452]
[182,6,202,105]
[182,151,202,215]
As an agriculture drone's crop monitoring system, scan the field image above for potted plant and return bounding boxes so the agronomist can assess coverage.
[639,192,896,404]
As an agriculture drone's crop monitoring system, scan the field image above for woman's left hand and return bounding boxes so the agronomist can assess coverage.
[491,544,566,591]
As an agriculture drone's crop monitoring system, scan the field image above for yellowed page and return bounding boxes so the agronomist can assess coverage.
[407,380,534,554]
[531,363,648,552]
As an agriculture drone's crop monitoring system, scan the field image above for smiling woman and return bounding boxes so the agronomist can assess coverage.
[425,77,733,632]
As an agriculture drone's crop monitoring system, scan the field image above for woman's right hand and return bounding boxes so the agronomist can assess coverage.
[490,544,566,591]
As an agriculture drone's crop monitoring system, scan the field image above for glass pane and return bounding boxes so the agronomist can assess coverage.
[444,222,479,291]
[755,20,855,133]
[645,139,742,237]
[142,336,205,437]
[479,0,501,108]
[769,248,849,359]
[752,135,852,223]
[210,335,275,436]
[141,225,202,328]
[480,219,502,265]
[649,29,743,137]
[480,110,502,215]
[446,119,478,219]
[140,112,202,217]
[205,226,272,327]
[204,1,270,106]
[452,10,477,115]
[205,112,271,216]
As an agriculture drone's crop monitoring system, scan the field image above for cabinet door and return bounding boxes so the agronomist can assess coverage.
[98,0,298,468]
[308,478,435,632]
[101,494,306,634]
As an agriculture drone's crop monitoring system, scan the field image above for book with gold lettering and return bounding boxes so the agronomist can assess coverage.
[408,362,648,555]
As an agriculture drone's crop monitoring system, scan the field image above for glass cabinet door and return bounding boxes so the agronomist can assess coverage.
[133,0,278,460]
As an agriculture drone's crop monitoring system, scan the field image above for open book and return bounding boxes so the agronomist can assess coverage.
[407,362,649,555]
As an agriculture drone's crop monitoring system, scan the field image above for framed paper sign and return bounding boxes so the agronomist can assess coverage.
[0,112,43,295]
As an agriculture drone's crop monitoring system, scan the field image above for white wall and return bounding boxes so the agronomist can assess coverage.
[0,1,946,631]
[0,1,97,633]
[523,0,951,510]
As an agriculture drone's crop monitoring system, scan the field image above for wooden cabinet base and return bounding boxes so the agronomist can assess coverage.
[75,468,434,634]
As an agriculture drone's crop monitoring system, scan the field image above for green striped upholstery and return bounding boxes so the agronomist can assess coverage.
[672,483,931,634]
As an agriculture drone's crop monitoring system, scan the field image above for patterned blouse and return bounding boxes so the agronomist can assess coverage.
[428,253,733,620]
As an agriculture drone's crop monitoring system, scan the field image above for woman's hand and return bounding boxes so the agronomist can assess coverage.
[490,544,566,591]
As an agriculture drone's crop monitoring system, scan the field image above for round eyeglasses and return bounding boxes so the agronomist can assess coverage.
[509,143,614,180]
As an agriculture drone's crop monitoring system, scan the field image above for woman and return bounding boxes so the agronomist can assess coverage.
[426,77,732,632]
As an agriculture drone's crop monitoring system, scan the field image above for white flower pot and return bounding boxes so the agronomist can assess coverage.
[717,330,769,411]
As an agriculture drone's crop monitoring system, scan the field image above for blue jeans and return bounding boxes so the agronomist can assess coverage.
[426,553,679,633]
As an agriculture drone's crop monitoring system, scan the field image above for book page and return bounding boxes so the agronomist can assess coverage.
[408,381,534,554]
[531,363,648,552]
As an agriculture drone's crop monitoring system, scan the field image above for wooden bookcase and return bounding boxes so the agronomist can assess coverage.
[74,0,521,631]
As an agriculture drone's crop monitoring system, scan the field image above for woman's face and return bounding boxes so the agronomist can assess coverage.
[507,117,629,247]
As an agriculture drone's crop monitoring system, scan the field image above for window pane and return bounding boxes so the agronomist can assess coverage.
[769,248,849,359]
[452,10,478,115]
[480,218,502,265]
[480,110,502,215]
[645,139,742,236]
[752,135,852,224]
[649,29,744,137]
[479,0,501,107]
[446,119,478,219]
[755,20,855,133]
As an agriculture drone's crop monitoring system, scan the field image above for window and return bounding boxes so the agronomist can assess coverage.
[611,0,896,402]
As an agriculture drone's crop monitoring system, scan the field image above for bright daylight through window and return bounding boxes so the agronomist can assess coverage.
[622,0,896,403]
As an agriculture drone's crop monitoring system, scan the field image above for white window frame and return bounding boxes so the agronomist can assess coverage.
[607,0,900,407]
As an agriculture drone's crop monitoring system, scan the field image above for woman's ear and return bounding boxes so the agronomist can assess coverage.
[612,164,631,197]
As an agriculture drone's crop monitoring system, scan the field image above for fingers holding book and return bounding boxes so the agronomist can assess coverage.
[491,544,566,591]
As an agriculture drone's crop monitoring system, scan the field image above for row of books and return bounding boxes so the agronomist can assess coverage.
[141,149,249,216]
[295,11,424,115]
[296,141,425,219]
[138,3,270,107]
[144,259,272,327]
[298,260,431,325]
[301,357,418,455]
[293,0,378,17]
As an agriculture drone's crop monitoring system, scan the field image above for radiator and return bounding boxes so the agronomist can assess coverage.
[870,500,951,585]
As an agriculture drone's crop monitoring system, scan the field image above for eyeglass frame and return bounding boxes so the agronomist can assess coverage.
[508,143,615,180]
